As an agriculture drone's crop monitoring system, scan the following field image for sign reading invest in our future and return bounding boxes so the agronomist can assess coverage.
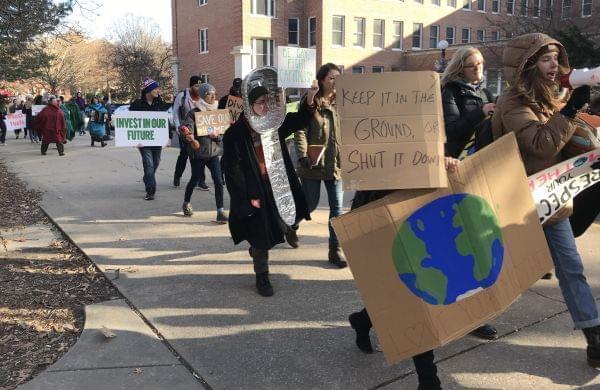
[114,111,170,147]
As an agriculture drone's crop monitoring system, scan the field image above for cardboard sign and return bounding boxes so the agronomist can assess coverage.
[114,111,170,147]
[4,113,26,131]
[336,72,447,190]
[32,105,46,116]
[332,133,552,364]
[194,109,230,136]
[226,96,244,122]
[277,46,317,89]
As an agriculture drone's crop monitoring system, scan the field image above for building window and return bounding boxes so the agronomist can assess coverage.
[477,29,485,42]
[446,27,455,44]
[491,30,500,40]
[288,18,299,45]
[506,31,514,39]
[485,69,504,96]
[561,0,571,17]
[507,0,515,13]
[477,0,486,11]
[199,28,208,53]
[462,27,470,43]
[492,0,500,12]
[533,0,541,15]
[429,25,439,49]
[251,0,275,16]
[373,19,385,49]
[447,0,457,6]
[462,0,471,10]
[308,17,317,47]
[332,15,345,46]
[373,66,384,73]
[354,17,365,47]
[352,66,365,73]
[432,0,441,6]
[198,0,207,5]
[252,38,274,68]
[582,0,592,15]
[393,21,403,50]
[415,0,424,4]
[546,0,553,16]
[200,74,209,83]
[520,0,528,15]
[412,23,423,49]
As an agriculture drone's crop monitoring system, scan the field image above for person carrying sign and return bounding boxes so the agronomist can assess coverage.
[217,77,242,109]
[492,33,600,367]
[35,96,66,156]
[130,77,171,201]
[180,83,228,224]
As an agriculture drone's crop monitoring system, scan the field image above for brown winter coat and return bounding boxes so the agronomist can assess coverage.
[491,33,576,223]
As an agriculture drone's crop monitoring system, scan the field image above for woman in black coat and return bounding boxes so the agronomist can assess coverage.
[441,46,495,159]
[222,83,318,297]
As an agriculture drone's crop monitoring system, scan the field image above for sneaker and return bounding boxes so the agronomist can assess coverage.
[173,177,181,187]
[182,202,193,216]
[197,182,210,191]
[144,193,154,201]
[216,210,228,224]
[255,272,274,297]
[59,152,65,156]
[284,228,299,248]
[469,324,498,340]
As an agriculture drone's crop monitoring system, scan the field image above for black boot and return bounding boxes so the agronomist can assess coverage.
[101,140,107,147]
[413,350,442,390]
[91,139,95,147]
[348,308,373,353]
[328,242,347,268]
[583,325,600,367]
[284,227,299,248]
[255,272,273,297]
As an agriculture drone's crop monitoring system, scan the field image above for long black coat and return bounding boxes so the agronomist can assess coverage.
[442,80,493,158]
[223,111,311,250]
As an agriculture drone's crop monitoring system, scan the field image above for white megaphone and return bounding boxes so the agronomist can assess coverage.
[560,66,600,89]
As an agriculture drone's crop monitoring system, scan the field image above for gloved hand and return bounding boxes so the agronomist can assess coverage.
[299,157,311,169]
[561,86,590,118]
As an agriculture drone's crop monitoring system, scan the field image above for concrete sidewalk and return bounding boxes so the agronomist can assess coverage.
[2,135,600,389]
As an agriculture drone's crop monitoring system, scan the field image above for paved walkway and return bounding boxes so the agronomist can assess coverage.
[2,135,599,389]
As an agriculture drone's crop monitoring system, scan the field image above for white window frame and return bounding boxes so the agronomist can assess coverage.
[461,27,471,43]
[520,0,528,15]
[546,0,553,16]
[353,17,365,47]
[251,0,275,17]
[332,15,345,47]
[352,66,365,74]
[412,23,423,49]
[393,21,404,50]
[251,38,274,68]
[446,26,455,45]
[288,18,299,46]
[506,0,515,13]
[561,0,571,18]
[476,28,485,42]
[199,28,208,53]
[447,0,457,6]
[491,30,500,40]
[477,0,486,12]
[198,0,207,6]
[373,19,385,49]
[372,66,385,73]
[462,0,472,10]
[581,0,592,16]
[492,0,500,12]
[429,25,440,49]
[308,17,317,47]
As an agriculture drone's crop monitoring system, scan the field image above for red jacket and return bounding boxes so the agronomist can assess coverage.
[36,104,66,143]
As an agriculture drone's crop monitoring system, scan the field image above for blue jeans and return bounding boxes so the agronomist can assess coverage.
[301,178,343,246]
[544,218,600,329]
[139,147,161,195]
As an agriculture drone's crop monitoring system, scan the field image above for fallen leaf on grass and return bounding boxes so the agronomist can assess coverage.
[133,367,144,374]
[100,326,116,339]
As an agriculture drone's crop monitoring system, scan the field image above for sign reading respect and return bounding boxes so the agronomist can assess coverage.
[114,110,170,147]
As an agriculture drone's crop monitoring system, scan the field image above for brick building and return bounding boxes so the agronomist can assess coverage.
[171,0,599,97]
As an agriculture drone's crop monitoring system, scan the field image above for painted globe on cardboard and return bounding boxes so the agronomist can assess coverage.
[391,194,504,305]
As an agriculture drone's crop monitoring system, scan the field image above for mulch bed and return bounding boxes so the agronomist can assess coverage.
[0,161,121,390]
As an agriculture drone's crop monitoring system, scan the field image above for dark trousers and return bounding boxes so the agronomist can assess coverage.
[139,147,162,195]
[41,142,64,155]
[184,156,223,208]
[0,127,5,143]
[250,247,269,274]
[174,139,189,179]
[357,308,440,389]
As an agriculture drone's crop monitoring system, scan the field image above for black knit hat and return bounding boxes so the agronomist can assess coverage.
[189,75,202,87]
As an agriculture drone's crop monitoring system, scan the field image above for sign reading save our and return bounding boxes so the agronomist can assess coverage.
[114,111,170,147]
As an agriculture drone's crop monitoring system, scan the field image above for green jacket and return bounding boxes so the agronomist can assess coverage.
[65,102,83,130]
[294,95,341,180]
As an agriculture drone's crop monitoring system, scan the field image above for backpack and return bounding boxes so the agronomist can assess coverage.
[176,89,187,121]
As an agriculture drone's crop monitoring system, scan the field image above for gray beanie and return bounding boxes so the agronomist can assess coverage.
[199,83,216,99]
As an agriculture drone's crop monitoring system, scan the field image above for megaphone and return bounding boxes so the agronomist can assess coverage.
[560,66,600,89]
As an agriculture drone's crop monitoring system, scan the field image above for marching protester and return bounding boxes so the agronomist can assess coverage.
[0,111,6,146]
[85,96,108,147]
[8,98,23,139]
[74,91,87,135]
[180,83,228,223]
[440,48,500,340]
[64,97,83,142]
[22,96,38,143]
[217,77,242,109]
[130,77,171,201]
[441,47,495,159]
[294,63,346,268]
[102,96,113,140]
[347,157,461,390]
[59,96,75,142]
[35,95,66,156]
[172,75,208,189]
[492,32,600,367]
[222,72,317,297]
